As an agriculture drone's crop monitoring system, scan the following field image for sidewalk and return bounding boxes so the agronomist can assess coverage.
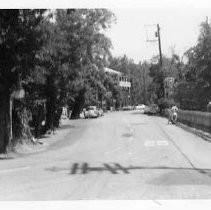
[177,122,211,142]
[163,110,211,142]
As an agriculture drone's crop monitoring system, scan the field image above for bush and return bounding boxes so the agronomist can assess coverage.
[158,98,176,114]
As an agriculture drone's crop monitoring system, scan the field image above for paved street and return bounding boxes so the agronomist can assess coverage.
[1,111,211,200]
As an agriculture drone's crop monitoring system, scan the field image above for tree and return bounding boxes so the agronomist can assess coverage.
[148,63,164,102]
[173,81,197,110]
[174,20,211,111]
[109,55,155,106]
[0,9,46,153]
[37,16,69,131]
[53,9,115,119]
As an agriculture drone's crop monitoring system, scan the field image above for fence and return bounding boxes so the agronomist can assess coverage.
[165,109,211,133]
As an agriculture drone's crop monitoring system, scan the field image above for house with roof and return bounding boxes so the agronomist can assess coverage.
[104,67,131,108]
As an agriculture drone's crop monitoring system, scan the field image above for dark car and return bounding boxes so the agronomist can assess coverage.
[122,106,133,111]
[144,104,159,115]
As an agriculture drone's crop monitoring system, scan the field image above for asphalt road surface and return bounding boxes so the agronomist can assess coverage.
[1,110,211,200]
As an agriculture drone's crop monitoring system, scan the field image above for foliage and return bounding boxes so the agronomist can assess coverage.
[0,9,46,152]
[109,55,153,106]
[34,9,116,121]
[55,9,116,118]
[0,9,116,151]
[157,97,176,114]
[4,9,211,154]
[174,21,211,111]
[148,63,164,102]
[0,10,46,93]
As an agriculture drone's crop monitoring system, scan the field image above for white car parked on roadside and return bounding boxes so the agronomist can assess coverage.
[135,104,145,112]
[84,106,99,118]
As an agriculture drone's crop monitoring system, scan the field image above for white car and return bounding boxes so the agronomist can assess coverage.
[135,104,145,111]
[84,106,99,118]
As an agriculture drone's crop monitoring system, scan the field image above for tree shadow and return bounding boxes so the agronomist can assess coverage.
[122,133,133,138]
[0,156,14,160]
[149,168,211,186]
[131,112,145,115]
[58,124,76,130]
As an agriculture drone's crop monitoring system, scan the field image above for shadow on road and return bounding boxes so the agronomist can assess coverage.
[58,124,76,130]
[45,162,211,185]
[0,156,14,160]
[150,169,211,186]
[122,133,133,138]
[131,111,145,115]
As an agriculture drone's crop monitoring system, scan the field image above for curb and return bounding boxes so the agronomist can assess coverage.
[162,113,211,142]
[177,122,211,142]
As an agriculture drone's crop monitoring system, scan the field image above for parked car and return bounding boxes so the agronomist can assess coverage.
[98,108,104,117]
[135,104,145,112]
[144,104,159,115]
[143,105,150,114]
[84,106,99,118]
[122,105,133,111]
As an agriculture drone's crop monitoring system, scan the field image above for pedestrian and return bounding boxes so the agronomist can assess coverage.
[168,104,178,124]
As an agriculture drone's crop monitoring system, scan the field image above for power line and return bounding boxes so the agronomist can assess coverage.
[144,24,157,42]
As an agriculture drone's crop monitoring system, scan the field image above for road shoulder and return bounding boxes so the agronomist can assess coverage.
[0,119,76,159]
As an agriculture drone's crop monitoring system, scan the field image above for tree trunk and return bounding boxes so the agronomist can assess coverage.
[71,89,86,119]
[0,92,11,153]
[45,75,56,132]
[45,97,56,132]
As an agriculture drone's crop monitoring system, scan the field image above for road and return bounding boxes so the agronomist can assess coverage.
[1,110,211,200]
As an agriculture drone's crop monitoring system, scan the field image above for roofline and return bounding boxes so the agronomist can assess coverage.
[104,67,122,76]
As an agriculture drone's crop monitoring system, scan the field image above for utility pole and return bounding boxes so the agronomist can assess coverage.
[145,23,164,99]
[144,23,163,67]
[156,24,163,69]
[155,24,165,98]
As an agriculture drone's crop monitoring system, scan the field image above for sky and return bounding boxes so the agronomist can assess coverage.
[3,0,211,64]
[105,7,211,63]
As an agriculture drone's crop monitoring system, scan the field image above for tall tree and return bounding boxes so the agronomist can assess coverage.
[0,9,46,153]
[53,9,115,119]
[174,20,211,110]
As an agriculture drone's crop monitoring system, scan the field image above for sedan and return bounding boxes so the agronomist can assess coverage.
[84,106,99,119]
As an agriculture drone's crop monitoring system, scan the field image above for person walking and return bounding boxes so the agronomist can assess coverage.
[168,104,178,124]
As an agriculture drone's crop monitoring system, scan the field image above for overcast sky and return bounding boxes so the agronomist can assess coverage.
[106,7,211,63]
[3,0,211,64]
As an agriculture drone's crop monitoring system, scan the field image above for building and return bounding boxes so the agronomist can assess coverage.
[104,67,131,107]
